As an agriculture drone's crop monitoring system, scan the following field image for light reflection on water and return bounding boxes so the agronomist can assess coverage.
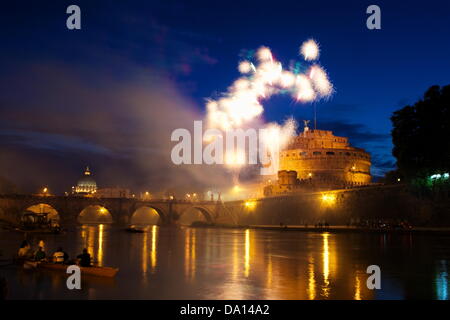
[436,260,448,300]
[0,226,449,299]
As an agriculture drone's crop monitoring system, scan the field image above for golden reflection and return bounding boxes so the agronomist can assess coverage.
[97,224,104,266]
[87,226,95,259]
[354,273,361,300]
[308,254,316,300]
[184,228,197,281]
[142,230,148,274]
[151,225,157,270]
[185,229,190,278]
[244,229,250,277]
[80,225,105,266]
[267,254,273,288]
[322,233,330,297]
[232,233,239,281]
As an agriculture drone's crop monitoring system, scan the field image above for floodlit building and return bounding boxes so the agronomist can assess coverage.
[264,122,372,196]
[72,167,97,195]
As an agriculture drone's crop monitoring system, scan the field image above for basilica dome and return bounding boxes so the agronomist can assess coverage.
[73,167,97,194]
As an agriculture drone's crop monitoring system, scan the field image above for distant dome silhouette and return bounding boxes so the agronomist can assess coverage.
[74,166,97,194]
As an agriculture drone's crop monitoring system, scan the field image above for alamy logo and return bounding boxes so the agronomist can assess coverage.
[66,5,81,30]
[66,265,81,290]
[366,265,381,289]
[366,5,381,30]
[171,121,281,175]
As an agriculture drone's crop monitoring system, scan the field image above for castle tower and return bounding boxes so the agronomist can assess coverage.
[279,127,371,188]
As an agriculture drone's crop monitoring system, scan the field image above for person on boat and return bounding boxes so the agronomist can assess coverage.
[17,240,32,259]
[38,240,45,251]
[53,247,68,264]
[76,248,91,267]
[34,246,46,261]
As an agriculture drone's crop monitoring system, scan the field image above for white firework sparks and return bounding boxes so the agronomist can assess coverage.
[300,39,320,61]
[205,40,333,169]
[309,65,333,96]
[238,61,252,74]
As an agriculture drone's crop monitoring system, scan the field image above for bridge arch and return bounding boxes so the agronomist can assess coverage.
[78,205,113,224]
[130,206,163,225]
[178,206,213,225]
[23,203,60,222]
[129,203,167,224]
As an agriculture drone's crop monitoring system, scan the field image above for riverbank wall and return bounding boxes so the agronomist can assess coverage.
[219,185,450,227]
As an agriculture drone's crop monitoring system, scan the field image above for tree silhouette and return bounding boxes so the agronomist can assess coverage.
[391,85,450,182]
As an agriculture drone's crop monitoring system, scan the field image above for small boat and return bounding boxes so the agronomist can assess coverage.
[14,228,64,234]
[23,261,39,269]
[18,212,63,234]
[125,227,145,233]
[38,262,119,278]
[12,258,39,269]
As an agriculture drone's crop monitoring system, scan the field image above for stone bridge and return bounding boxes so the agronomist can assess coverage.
[0,195,237,226]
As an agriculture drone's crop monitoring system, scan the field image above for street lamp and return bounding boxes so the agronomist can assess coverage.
[244,199,257,211]
[321,193,336,206]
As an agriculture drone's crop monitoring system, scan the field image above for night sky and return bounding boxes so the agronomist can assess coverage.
[1,0,449,194]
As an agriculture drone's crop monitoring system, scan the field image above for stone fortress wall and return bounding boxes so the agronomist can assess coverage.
[265,127,372,196]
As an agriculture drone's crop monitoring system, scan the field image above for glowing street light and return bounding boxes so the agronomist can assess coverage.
[321,193,336,206]
[142,191,151,200]
[244,199,257,211]
[41,187,49,196]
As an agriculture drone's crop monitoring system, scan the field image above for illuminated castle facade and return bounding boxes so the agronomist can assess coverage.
[264,123,371,196]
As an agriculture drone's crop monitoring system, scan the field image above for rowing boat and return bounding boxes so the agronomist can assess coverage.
[38,262,119,278]
[125,227,145,233]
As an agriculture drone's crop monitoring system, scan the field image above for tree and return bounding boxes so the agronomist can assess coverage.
[391,85,450,183]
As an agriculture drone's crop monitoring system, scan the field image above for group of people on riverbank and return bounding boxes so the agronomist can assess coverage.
[17,240,92,267]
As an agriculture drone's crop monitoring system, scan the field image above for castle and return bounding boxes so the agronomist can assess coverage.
[264,122,372,196]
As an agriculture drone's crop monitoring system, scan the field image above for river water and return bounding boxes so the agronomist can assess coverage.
[0,225,449,300]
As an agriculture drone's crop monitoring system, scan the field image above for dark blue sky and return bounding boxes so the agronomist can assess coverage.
[0,0,449,193]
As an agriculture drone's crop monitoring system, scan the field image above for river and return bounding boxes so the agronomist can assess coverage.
[0,225,449,299]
